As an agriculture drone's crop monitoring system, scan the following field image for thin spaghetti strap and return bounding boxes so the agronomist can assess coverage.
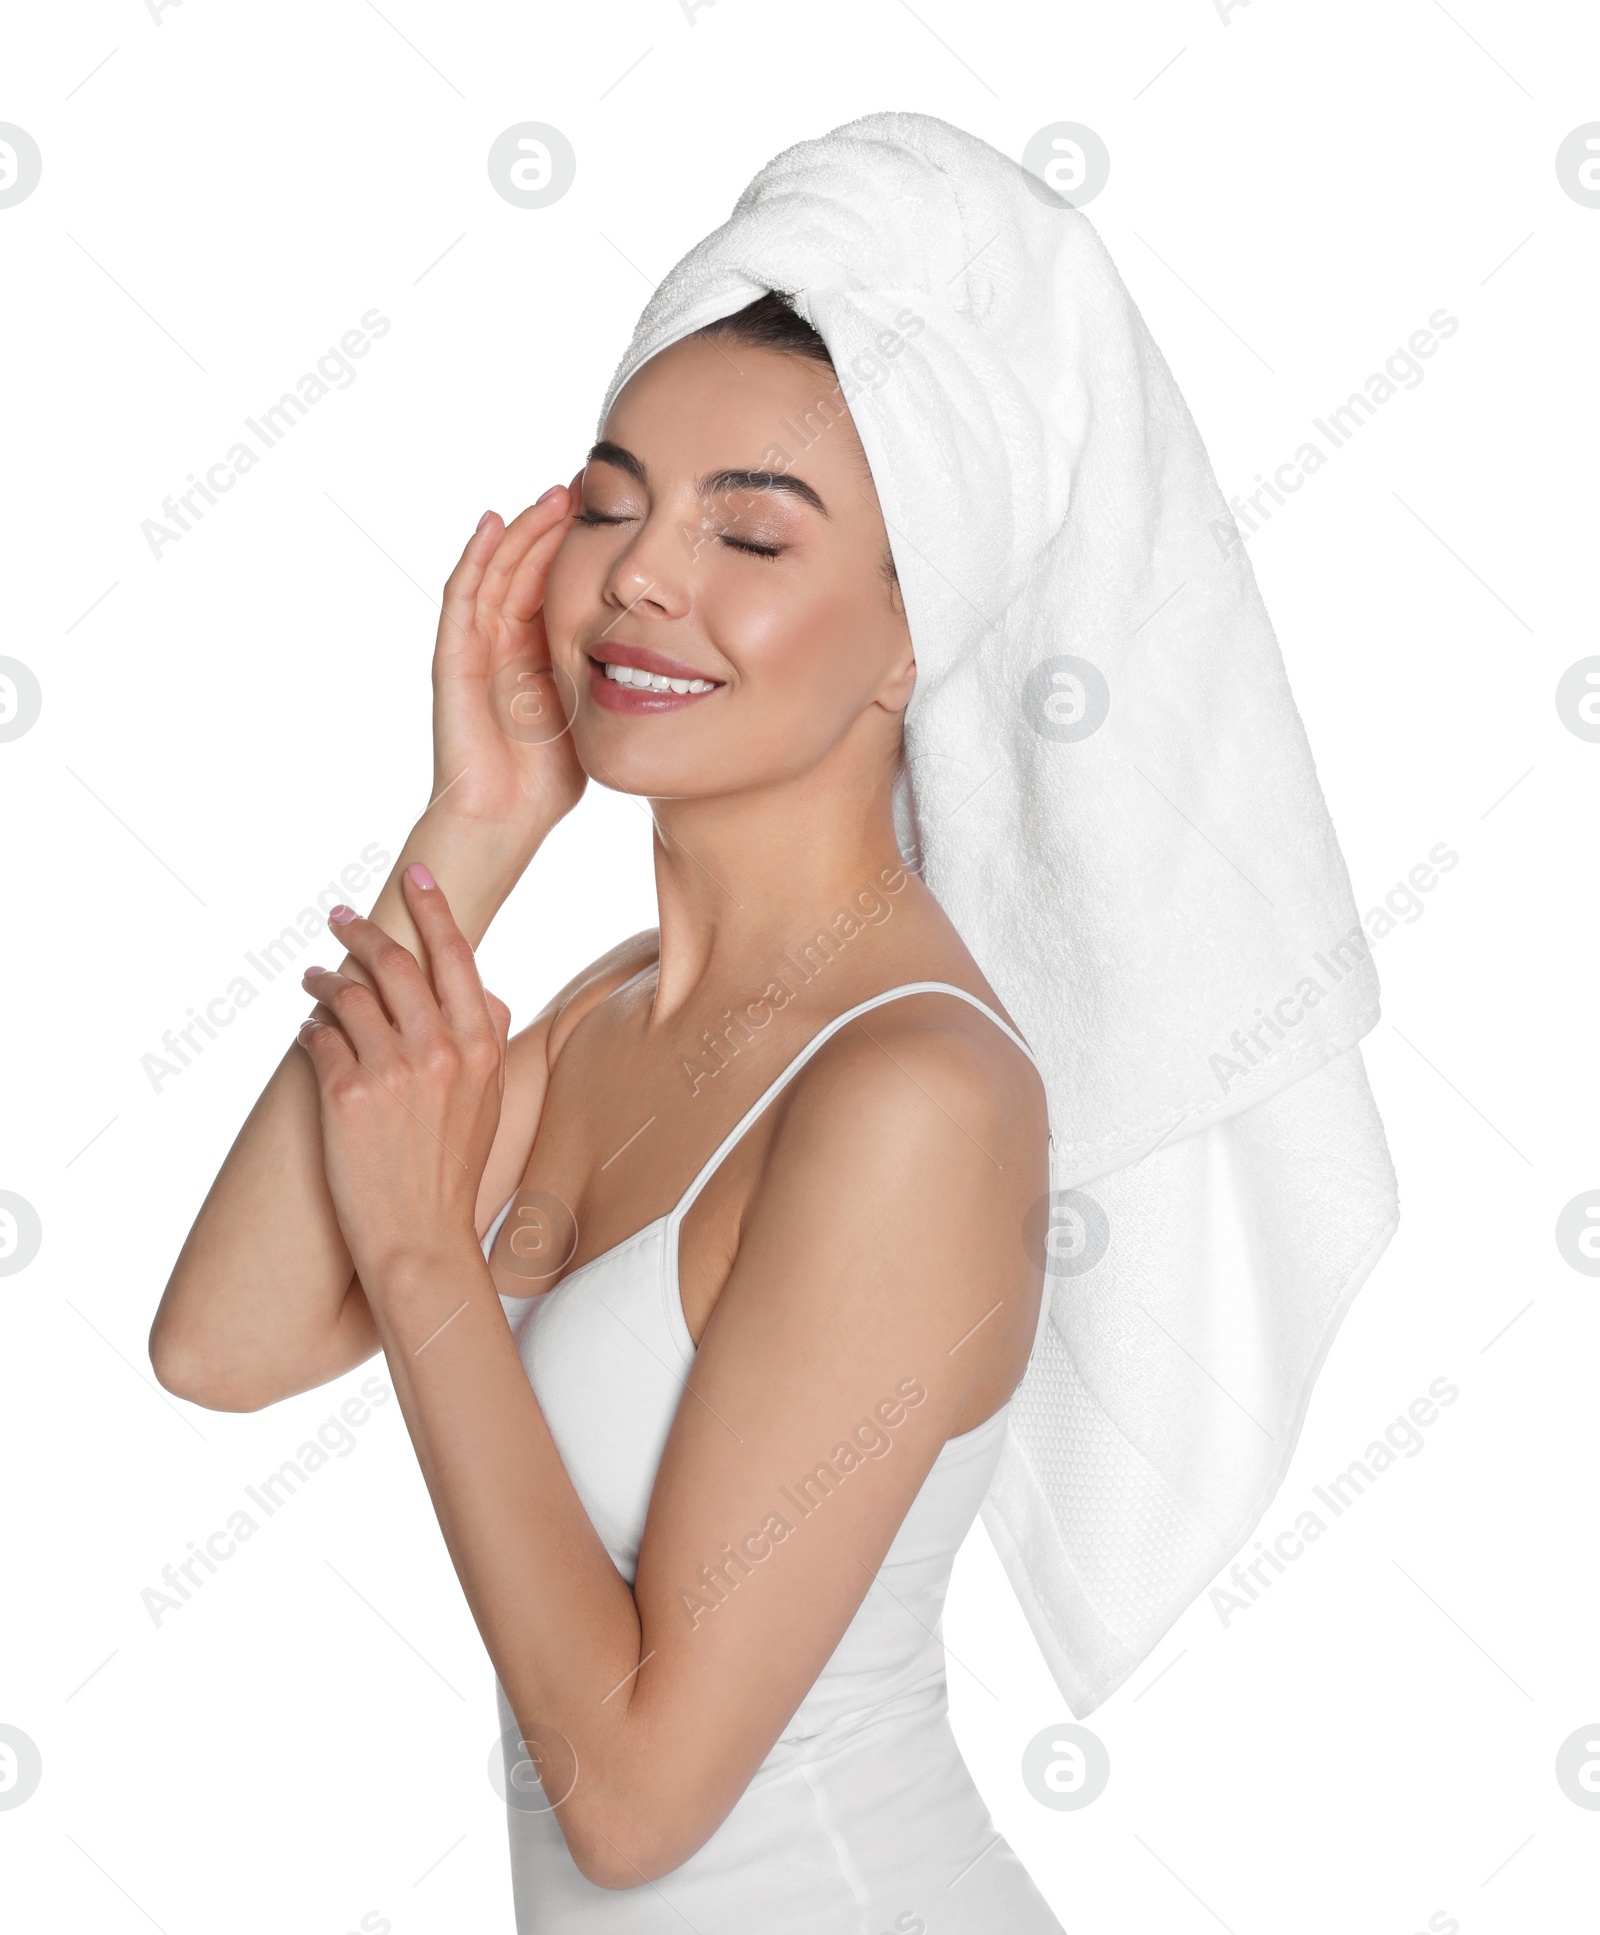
[668,979,1043,1227]
[908,983,1042,1073]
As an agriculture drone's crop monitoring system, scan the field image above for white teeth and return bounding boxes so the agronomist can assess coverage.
[600,660,716,695]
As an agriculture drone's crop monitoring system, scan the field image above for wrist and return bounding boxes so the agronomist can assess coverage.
[416,797,556,875]
[360,1230,491,1318]
[386,807,551,943]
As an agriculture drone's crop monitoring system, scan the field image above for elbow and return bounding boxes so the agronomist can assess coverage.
[545,1703,737,1888]
[148,1317,273,1414]
[567,1824,702,1893]
[567,1843,645,1893]
[558,1788,714,1892]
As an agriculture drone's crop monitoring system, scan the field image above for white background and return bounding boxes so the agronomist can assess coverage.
[2,2,1595,1931]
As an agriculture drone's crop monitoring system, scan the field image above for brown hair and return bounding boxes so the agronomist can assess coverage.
[695,288,833,367]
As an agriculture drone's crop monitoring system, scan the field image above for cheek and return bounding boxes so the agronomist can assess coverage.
[719,574,872,708]
[696,573,887,781]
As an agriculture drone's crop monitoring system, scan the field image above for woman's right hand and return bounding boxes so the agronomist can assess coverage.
[428,477,588,851]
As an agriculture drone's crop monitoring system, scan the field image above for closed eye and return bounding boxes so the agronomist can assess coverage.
[574,510,784,561]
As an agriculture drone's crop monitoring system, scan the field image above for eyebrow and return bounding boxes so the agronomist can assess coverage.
[585,440,829,516]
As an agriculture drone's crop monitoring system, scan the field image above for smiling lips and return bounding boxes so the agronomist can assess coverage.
[586,642,723,714]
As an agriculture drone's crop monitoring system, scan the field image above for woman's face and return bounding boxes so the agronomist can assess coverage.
[542,333,914,800]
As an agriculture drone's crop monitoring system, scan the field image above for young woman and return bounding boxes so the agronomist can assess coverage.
[150,289,1068,1931]
[150,102,1402,1930]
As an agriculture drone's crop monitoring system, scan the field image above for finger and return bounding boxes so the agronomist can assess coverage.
[321,908,445,1044]
[399,865,497,1040]
[438,510,507,648]
[296,1008,358,1080]
[481,489,574,632]
[499,507,576,632]
[300,958,406,1070]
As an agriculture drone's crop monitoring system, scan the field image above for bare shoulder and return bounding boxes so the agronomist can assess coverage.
[475,928,659,1234]
[505,924,659,1088]
[535,927,660,1056]
[496,926,657,1069]
[782,988,1047,1162]
[679,985,1050,1467]
[736,986,1049,1329]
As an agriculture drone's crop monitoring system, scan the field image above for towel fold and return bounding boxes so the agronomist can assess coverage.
[599,110,1399,1716]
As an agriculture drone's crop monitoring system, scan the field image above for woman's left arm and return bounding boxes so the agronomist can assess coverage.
[299,870,1047,1892]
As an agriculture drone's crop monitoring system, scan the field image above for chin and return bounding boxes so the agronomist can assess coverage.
[570,725,712,800]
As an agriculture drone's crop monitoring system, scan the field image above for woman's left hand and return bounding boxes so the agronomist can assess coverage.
[296,863,512,1290]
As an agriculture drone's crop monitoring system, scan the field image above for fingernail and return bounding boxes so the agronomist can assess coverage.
[477,510,496,532]
[328,904,357,924]
[301,964,327,979]
[406,861,436,890]
[536,485,564,506]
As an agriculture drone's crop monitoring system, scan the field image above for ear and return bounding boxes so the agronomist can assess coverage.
[878,638,917,715]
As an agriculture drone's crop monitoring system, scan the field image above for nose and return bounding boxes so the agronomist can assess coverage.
[601,509,696,627]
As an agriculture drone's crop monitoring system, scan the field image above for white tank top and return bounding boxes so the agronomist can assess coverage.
[484,980,1066,1933]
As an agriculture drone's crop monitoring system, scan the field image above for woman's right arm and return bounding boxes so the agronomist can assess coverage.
[148,484,592,1412]
[147,819,551,1413]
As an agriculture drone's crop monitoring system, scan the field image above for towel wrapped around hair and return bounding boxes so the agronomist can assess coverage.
[598,110,1400,1717]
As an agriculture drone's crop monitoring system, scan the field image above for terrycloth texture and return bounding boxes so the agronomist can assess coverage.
[596,111,1399,1717]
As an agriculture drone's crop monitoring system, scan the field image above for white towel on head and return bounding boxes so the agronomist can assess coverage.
[597,110,1400,1717]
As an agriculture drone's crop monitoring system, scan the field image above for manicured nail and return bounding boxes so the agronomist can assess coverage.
[536,485,564,506]
[406,861,436,890]
[301,964,327,980]
[477,510,496,532]
[328,904,357,924]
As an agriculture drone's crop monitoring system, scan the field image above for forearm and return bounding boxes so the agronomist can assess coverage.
[149,805,555,1409]
[365,1241,660,1881]
[333,803,549,993]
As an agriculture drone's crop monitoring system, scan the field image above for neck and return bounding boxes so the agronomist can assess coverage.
[643,750,910,1023]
